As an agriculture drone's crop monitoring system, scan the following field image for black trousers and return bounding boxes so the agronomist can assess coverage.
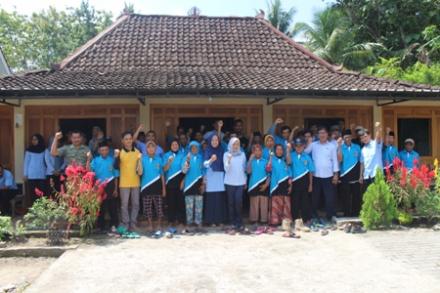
[291,175,312,223]
[97,180,119,230]
[340,181,362,217]
[0,189,16,215]
[362,177,375,194]
[47,174,61,195]
[166,184,186,224]
[312,177,336,219]
[27,179,47,204]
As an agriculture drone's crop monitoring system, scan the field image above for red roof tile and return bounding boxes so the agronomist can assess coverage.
[1,14,439,98]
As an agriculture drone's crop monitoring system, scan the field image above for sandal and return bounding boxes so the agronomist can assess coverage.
[255,226,266,235]
[321,229,329,236]
[282,231,301,239]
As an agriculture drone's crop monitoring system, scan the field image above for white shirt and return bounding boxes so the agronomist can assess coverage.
[305,141,339,178]
[361,139,383,179]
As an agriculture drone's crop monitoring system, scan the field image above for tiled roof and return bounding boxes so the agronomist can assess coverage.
[1,14,439,98]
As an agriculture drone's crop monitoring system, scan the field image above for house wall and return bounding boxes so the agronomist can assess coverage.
[5,96,382,182]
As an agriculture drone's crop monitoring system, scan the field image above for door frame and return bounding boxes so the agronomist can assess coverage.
[0,105,14,171]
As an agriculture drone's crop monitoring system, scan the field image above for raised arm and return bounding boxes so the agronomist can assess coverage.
[375,122,382,143]
[50,132,63,156]
[133,124,144,142]
[336,137,343,162]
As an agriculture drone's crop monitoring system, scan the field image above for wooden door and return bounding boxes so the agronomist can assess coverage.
[25,105,139,148]
[0,106,14,170]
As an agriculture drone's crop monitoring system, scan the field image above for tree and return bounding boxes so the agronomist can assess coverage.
[293,8,385,70]
[121,2,135,15]
[0,1,114,71]
[265,0,296,36]
[334,0,440,55]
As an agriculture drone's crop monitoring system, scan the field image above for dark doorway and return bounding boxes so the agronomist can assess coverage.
[59,118,106,144]
[179,117,234,135]
[304,118,345,130]
[398,118,431,156]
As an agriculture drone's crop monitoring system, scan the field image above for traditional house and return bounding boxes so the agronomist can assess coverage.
[0,13,439,182]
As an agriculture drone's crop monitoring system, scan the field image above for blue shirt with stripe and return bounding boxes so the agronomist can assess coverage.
[383,145,399,168]
[163,151,184,184]
[90,155,119,183]
[399,150,420,170]
[290,151,315,181]
[248,157,268,192]
[140,155,163,191]
[340,143,362,177]
[269,157,291,195]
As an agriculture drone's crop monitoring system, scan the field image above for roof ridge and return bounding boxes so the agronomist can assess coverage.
[58,14,130,70]
[256,18,338,73]
[127,13,257,19]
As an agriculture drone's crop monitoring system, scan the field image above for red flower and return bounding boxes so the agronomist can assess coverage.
[60,175,65,182]
[393,157,402,169]
[34,188,44,197]
[400,167,408,186]
[70,207,80,215]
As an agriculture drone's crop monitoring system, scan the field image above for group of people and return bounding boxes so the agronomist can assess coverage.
[0,118,421,235]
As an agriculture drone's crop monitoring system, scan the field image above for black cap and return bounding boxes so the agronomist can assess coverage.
[294,137,305,146]
[342,129,352,137]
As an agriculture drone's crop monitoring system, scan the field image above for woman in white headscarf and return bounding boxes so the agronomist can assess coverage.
[223,137,247,233]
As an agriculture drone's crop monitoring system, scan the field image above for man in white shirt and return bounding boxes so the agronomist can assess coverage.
[305,126,339,221]
[360,122,383,192]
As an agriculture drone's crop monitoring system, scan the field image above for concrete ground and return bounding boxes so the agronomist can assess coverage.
[23,228,440,293]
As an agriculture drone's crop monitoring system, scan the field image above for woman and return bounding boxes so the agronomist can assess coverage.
[163,139,185,226]
[203,134,226,226]
[24,134,47,203]
[223,137,247,233]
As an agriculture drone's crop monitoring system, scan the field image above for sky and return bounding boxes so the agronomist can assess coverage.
[0,0,335,40]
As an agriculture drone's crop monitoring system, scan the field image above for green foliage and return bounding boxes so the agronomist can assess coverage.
[334,0,440,54]
[0,0,114,71]
[293,7,385,70]
[265,0,296,36]
[366,58,440,86]
[415,191,440,221]
[360,170,397,229]
[23,197,67,230]
[397,211,413,225]
[0,216,13,241]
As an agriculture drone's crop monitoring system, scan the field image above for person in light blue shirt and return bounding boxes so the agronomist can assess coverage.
[87,141,119,231]
[24,134,47,202]
[399,138,420,171]
[163,140,185,225]
[286,138,315,225]
[383,129,399,173]
[139,141,165,231]
[337,129,363,217]
[360,122,383,191]
[267,118,291,149]
[304,126,339,221]
[203,134,226,226]
[182,141,205,229]
[247,144,269,225]
[0,164,17,215]
[133,125,164,157]
[224,137,247,231]
[267,144,292,227]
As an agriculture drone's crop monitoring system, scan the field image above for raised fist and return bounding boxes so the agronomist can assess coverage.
[55,131,63,140]
[274,118,283,125]
[211,154,217,162]
[114,149,120,158]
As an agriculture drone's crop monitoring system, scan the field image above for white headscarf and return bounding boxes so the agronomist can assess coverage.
[227,137,241,156]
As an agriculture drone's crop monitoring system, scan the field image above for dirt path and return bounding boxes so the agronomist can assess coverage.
[23,229,440,293]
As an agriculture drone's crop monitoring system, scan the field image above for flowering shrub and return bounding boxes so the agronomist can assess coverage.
[385,157,440,222]
[58,164,106,236]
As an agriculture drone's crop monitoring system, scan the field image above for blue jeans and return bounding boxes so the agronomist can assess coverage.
[225,184,244,228]
[312,177,335,219]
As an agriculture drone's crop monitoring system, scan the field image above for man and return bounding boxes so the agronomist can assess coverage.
[268,118,290,147]
[399,138,420,171]
[305,126,339,222]
[133,125,164,157]
[203,120,224,142]
[0,164,18,215]
[360,122,383,191]
[329,125,341,146]
[337,129,364,217]
[383,128,399,173]
[233,119,249,150]
[88,126,105,157]
[178,132,189,155]
[51,130,90,167]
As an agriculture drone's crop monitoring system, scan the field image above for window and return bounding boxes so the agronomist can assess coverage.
[397,118,431,156]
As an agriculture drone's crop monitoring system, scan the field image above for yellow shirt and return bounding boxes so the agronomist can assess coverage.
[119,148,140,188]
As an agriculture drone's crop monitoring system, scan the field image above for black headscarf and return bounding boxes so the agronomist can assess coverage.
[27,134,46,153]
